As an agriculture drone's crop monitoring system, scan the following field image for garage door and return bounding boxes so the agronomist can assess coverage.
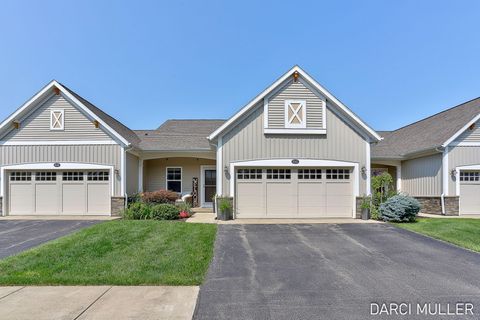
[8,170,111,215]
[236,168,353,218]
[459,171,480,215]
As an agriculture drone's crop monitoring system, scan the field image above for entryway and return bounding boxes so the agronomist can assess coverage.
[200,166,216,208]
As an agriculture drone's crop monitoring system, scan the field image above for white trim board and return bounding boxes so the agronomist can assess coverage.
[200,165,216,208]
[227,158,360,219]
[0,162,115,198]
[0,140,118,146]
[443,114,480,147]
[208,65,381,142]
[0,80,130,147]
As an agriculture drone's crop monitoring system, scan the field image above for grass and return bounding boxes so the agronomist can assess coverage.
[393,218,480,252]
[0,220,217,286]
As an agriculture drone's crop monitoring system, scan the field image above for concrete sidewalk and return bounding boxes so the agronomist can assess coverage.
[0,286,198,320]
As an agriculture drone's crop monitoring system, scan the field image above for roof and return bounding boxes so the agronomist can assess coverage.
[208,65,382,142]
[135,120,225,151]
[60,84,141,147]
[372,97,480,159]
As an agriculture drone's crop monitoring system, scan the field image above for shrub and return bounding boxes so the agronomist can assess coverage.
[127,193,142,204]
[379,194,421,222]
[122,202,152,220]
[142,190,179,205]
[150,204,179,220]
[176,202,192,215]
[370,172,397,220]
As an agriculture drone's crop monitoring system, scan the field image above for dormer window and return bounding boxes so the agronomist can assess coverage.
[285,100,306,128]
[50,110,64,130]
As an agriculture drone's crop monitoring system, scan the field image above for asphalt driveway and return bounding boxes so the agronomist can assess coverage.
[0,220,100,259]
[194,223,480,320]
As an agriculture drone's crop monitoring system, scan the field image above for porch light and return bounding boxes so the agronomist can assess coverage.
[224,166,229,175]
[361,166,367,175]
[451,169,457,177]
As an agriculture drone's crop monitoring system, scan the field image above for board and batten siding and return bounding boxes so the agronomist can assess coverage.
[221,101,368,196]
[0,144,123,196]
[453,121,480,144]
[126,152,139,195]
[267,79,324,129]
[401,153,442,196]
[2,94,113,142]
[448,146,480,195]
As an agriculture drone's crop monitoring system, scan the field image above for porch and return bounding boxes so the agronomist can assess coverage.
[139,154,217,208]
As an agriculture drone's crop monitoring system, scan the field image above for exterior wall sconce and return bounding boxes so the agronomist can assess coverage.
[114,169,120,175]
[224,165,229,175]
[361,166,367,175]
[12,120,20,129]
[451,169,457,177]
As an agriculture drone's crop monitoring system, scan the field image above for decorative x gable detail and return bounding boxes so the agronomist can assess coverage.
[50,110,64,130]
[285,100,306,128]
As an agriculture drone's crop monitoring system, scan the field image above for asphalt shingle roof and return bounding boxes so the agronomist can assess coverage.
[372,97,480,159]
[134,120,225,151]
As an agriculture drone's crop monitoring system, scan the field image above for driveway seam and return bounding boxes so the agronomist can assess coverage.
[0,286,25,301]
[72,286,112,320]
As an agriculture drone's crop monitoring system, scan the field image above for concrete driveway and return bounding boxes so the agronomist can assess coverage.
[194,223,480,320]
[0,220,100,259]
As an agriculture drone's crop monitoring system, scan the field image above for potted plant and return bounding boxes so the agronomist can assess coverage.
[360,195,371,220]
[218,198,232,221]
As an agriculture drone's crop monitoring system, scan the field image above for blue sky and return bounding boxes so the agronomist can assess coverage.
[1,0,479,131]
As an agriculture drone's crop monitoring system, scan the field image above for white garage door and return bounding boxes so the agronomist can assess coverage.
[459,171,480,215]
[8,171,110,215]
[236,168,353,218]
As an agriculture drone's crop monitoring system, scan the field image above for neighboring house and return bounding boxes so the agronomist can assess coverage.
[372,97,480,216]
[0,65,479,218]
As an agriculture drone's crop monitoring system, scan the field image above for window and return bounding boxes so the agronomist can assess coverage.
[460,171,480,182]
[237,169,262,180]
[10,172,32,181]
[285,100,306,128]
[326,169,350,180]
[87,171,109,181]
[50,110,64,130]
[35,172,57,181]
[63,172,84,181]
[298,169,322,180]
[266,169,291,180]
[166,167,182,192]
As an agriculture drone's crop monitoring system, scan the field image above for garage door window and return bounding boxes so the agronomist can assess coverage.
[237,169,262,180]
[326,169,350,180]
[88,171,109,181]
[266,169,291,180]
[63,172,84,181]
[10,172,32,181]
[35,172,57,181]
[460,171,480,182]
[298,169,322,180]
[166,168,182,192]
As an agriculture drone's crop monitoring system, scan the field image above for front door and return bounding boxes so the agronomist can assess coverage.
[202,167,216,207]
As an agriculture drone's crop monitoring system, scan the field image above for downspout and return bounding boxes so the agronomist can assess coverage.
[440,193,446,215]
[436,146,447,215]
[123,145,133,209]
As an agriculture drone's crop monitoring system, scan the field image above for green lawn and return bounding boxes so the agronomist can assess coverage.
[393,218,480,252]
[0,220,217,286]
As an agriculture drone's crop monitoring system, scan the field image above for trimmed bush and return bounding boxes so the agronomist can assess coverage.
[122,202,152,220]
[379,194,421,222]
[150,204,179,220]
[142,190,179,205]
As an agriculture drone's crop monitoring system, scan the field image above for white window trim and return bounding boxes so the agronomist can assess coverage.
[228,158,359,219]
[50,109,64,131]
[165,167,182,193]
[284,100,307,129]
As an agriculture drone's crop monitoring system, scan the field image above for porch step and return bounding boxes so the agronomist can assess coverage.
[191,207,214,214]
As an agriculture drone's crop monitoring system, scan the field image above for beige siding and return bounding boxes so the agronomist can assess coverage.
[448,146,480,195]
[144,157,216,194]
[401,153,442,196]
[2,94,113,141]
[267,80,324,129]
[222,101,368,196]
[0,144,122,196]
[453,121,480,144]
[126,152,139,195]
